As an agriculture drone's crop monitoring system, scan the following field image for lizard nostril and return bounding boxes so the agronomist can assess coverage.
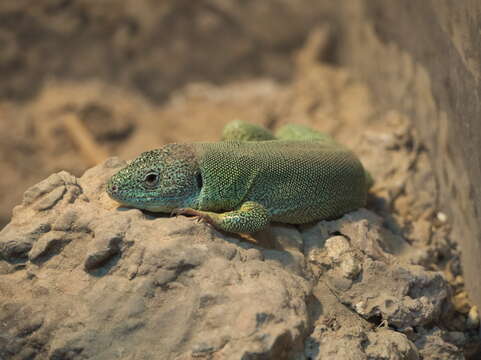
[110,185,118,193]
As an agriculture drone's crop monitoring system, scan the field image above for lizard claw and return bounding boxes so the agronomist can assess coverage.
[170,208,213,226]
[170,208,181,217]
[171,208,196,217]
[195,217,214,228]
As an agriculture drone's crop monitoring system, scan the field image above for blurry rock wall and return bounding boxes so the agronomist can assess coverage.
[0,0,334,101]
[333,0,481,313]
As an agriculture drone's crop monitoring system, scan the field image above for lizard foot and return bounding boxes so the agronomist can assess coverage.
[171,208,215,226]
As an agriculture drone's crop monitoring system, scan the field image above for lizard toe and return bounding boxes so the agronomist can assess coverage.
[171,208,196,217]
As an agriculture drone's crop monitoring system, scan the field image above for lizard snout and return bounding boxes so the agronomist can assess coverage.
[106,181,119,198]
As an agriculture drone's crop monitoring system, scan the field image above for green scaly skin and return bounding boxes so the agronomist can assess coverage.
[107,122,373,234]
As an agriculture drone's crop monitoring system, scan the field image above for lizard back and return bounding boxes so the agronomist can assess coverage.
[193,140,368,224]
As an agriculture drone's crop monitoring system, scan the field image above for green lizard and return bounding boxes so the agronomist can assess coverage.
[107,121,372,233]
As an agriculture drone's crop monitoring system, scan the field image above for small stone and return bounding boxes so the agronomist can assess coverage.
[354,300,367,314]
[339,253,361,279]
[453,292,471,314]
[325,236,350,258]
[365,329,420,360]
[104,157,127,169]
[467,306,479,329]
[436,212,447,223]
[454,276,464,287]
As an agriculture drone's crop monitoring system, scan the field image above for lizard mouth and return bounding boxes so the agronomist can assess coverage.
[106,181,154,203]
[109,195,176,213]
[108,191,157,205]
[106,185,182,211]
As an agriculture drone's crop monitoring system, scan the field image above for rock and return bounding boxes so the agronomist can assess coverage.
[0,161,311,359]
[437,212,448,223]
[466,305,479,329]
[304,211,449,329]
[324,235,361,279]
[365,330,419,360]
[453,291,471,314]
[305,282,420,360]
[0,159,462,359]
[415,328,464,360]
[344,260,448,328]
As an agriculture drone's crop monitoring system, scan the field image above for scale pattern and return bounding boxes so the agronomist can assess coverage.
[194,140,367,224]
[203,201,269,233]
[107,122,371,233]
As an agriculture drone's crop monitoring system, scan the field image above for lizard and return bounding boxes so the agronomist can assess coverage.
[106,120,373,234]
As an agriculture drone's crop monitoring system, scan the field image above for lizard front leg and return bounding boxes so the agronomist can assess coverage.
[172,201,269,234]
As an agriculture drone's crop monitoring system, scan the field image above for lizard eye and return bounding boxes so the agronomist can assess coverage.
[144,172,159,188]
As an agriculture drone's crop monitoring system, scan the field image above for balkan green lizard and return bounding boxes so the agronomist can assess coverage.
[107,121,372,233]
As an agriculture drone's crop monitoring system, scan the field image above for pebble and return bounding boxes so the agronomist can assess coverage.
[436,212,447,223]
[453,291,471,314]
[467,305,479,329]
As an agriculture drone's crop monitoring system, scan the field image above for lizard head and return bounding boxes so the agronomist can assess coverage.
[106,144,202,212]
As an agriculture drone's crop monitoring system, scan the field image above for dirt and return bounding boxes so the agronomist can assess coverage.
[1,2,480,359]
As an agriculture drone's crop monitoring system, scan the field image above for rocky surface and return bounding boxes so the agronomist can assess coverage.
[0,151,471,359]
[1,159,311,359]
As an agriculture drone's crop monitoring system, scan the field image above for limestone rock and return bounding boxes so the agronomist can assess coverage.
[0,159,461,359]
[0,160,310,359]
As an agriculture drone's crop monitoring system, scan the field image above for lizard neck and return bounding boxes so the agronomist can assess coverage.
[194,142,258,212]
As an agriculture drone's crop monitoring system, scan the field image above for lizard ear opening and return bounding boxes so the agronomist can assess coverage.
[195,172,203,189]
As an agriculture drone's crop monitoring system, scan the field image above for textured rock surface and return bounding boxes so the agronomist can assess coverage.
[1,160,312,359]
[305,211,449,330]
[0,156,465,359]
[0,0,334,102]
